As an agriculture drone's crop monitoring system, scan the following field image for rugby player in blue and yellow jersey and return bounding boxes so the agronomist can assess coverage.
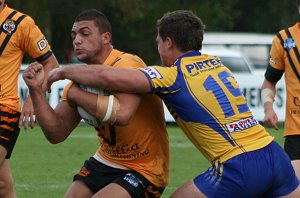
[43,10,299,197]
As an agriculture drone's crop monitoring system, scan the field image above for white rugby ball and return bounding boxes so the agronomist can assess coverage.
[77,85,108,127]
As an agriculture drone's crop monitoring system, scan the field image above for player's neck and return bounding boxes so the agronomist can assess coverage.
[95,45,113,64]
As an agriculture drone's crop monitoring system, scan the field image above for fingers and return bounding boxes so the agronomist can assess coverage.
[19,113,36,130]
[46,68,61,92]
[19,97,35,130]
[23,63,43,80]
[271,119,279,130]
[29,114,35,128]
[18,112,25,128]
[262,117,279,130]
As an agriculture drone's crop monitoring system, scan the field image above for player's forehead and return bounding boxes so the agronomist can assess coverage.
[72,20,96,32]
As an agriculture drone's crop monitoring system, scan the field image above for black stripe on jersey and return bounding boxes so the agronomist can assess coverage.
[108,125,116,146]
[35,50,53,62]
[110,57,122,66]
[0,11,17,33]
[285,29,300,68]
[276,30,300,82]
[0,110,19,119]
[0,14,27,56]
[0,14,27,50]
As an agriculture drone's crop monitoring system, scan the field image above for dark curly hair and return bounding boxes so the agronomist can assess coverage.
[156,10,205,52]
[75,9,112,35]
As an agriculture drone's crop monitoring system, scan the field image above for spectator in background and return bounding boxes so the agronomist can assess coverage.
[44,10,300,197]
[261,0,300,179]
[23,9,169,198]
[0,0,58,197]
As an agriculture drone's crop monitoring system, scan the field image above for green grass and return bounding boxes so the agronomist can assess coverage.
[10,124,284,197]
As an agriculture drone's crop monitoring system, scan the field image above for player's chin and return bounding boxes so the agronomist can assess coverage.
[76,54,88,62]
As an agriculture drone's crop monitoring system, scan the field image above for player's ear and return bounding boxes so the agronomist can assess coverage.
[165,37,174,49]
[101,32,112,45]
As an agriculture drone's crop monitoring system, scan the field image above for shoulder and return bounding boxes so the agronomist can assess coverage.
[114,50,147,69]
[6,6,34,23]
[18,13,36,27]
[7,8,36,31]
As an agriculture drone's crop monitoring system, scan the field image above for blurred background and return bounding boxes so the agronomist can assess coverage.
[10,2,297,196]
[9,0,299,65]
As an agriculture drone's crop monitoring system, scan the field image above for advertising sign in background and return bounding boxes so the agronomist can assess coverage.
[18,72,286,122]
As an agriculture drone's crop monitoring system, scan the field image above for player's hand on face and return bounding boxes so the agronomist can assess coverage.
[22,62,45,90]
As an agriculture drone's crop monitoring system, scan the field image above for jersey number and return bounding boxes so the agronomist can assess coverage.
[203,70,249,118]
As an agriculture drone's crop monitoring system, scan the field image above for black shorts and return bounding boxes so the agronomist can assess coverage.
[0,105,20,159]
[73,157,165,198]
[284,135,300,160]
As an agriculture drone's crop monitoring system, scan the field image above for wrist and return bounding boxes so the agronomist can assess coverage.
[261,88,275,105]
[67,86,80,103]
[28,87,44,97]
[263,102,274,113]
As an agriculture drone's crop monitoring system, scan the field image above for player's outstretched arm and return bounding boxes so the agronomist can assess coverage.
[261,79,279,130]
[47,64,151,94]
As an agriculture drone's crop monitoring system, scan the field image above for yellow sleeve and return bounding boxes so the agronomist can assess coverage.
[269,32,285,70]
[114,53,147,69]
[18,16,52,59]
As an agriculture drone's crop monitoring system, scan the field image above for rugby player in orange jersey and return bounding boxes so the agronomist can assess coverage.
[23,9,169,198]
[262,0,300,180]
[0,0,58,197]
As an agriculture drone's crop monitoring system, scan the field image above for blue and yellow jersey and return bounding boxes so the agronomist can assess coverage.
[140,51,273,163]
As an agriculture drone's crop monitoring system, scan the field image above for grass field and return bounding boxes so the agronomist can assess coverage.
[10,123,284,197]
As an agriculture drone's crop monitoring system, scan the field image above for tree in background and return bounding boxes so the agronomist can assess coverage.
[9,0,297,64]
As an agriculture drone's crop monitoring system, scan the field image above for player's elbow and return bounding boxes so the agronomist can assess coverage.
[45,136,65,144]
[42,130,67,144]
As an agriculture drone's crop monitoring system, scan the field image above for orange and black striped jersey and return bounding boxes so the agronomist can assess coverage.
[0,4,52,112]
[62,49,170,188]
[268,22,300,136]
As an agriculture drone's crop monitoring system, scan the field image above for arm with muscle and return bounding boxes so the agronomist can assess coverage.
[20,54,59,129]
[261,79,278,130]
[47,64,151,94]
[23,63,81,143]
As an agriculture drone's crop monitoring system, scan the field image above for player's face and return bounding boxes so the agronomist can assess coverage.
[71,20,109,64]
[156,34,172,67]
